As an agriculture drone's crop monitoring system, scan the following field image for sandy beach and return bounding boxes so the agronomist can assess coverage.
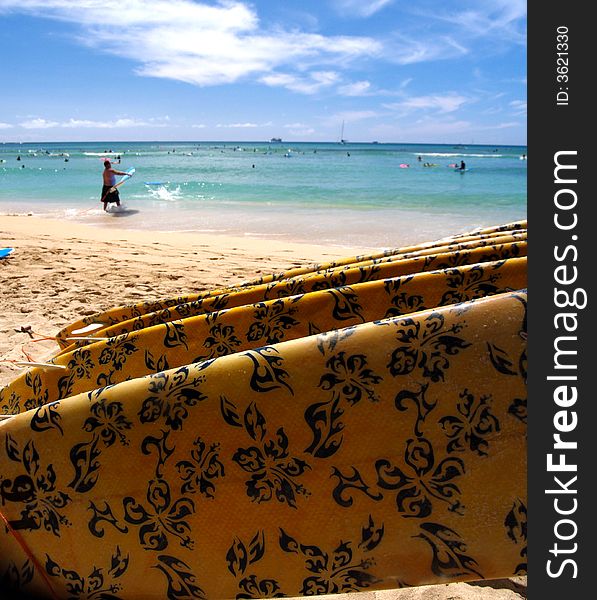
[0,215,526,600]
[0,215,375,386]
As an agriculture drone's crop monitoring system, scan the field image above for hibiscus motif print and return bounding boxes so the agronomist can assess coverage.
[1,435,71,535]
[45,546,129,599]
[304,352,383,458]
[319,352,382,405]
[376,437,465,518]
[440,389,500,456]
[440,264,501,305]
[83,398,132,447]
[279,517,383,595]
[23,371,49,411]
[387,312,471,382]
[232,402,310,508]
[122,478,195,551]
[247,299,300,345]
[67,348,95,379]
[98,334,138,371]
[203,320,242,358]
[176,437,225,499]
[0,390,19,416]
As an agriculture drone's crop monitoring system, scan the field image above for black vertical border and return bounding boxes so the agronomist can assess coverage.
[529,2,593,597]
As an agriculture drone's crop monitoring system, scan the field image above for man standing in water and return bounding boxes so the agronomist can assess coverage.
[101,160,131,211]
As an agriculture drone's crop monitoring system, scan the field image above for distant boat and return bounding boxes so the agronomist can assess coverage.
[270,137,282,143]
[339,121,347,144]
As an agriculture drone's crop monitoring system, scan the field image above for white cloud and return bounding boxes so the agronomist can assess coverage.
[261,71,340,94]
[192,124,206,129]
[62,118,166,128]
[0,1,381,93]
[0,122,13,129]
[20,118,60,129]
[332,0,395,18]
[216,122,260,128]
[421,0,526,44]
[384,93,469,113]
[338,80,372,96]
[492,122,520,129]
[509,100,527,115]
[17,116,165,129]
[384,34,468,66]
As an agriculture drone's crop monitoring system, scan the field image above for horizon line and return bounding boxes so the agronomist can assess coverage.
[0,140,528,147]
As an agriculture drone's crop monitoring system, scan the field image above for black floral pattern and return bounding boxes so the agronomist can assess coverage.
[505,498,527,575]
[245,347,293,395]
[376,438,465,518]
[439,263,503,304]
[319,352,382,405]
[387,312,471,382]
[68,347,96,379]
[98,334,139,372]
[0,226,527,597]
[440,389,500,456]
[176,437,225,498]
[279,517,383,595]
[226,530,266,577]
[1,435,70,534]
[139,367,207,430]
[84,398,132,447]
[383,277,426,318]
[247,299,300,344]
[23,371,50,411]
[202,319,242,359]
[415,522,483,579]
[0,389,20,415]
[123,431,195,551]
[326,287,366,323]
[122,478,195,551]
[331,466,383,508]
[236,575,286,599]
[232,402,310,508]
[69,399,132,493]
[45,546,129,599]
[155,554,206,599]
[394,384,437,437]
[305,351,382,458]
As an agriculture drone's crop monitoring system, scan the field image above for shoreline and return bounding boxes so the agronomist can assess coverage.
[1,214,374,256]
[0,215,373,388]
[1,205,525,250]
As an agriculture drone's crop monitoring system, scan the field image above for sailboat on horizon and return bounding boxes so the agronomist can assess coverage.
[339,120,347,144]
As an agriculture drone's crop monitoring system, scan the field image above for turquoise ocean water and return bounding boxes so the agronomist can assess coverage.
[0,141,526,248]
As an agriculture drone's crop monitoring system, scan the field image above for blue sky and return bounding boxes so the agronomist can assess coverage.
[0,0,526,144]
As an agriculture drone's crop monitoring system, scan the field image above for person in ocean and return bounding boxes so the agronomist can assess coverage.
[460,160,466,170]
[101,160,130,211]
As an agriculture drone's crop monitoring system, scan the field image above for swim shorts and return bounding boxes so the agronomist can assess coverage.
[101,185,120,203]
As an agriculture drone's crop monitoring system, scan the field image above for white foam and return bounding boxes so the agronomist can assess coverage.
[147,185,182,202]
[413,152,505,158]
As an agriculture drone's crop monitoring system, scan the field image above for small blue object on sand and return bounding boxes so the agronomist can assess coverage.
[0,247,14,259]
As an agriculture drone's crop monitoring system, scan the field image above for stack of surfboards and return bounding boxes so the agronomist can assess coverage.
[0,222,527,599]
